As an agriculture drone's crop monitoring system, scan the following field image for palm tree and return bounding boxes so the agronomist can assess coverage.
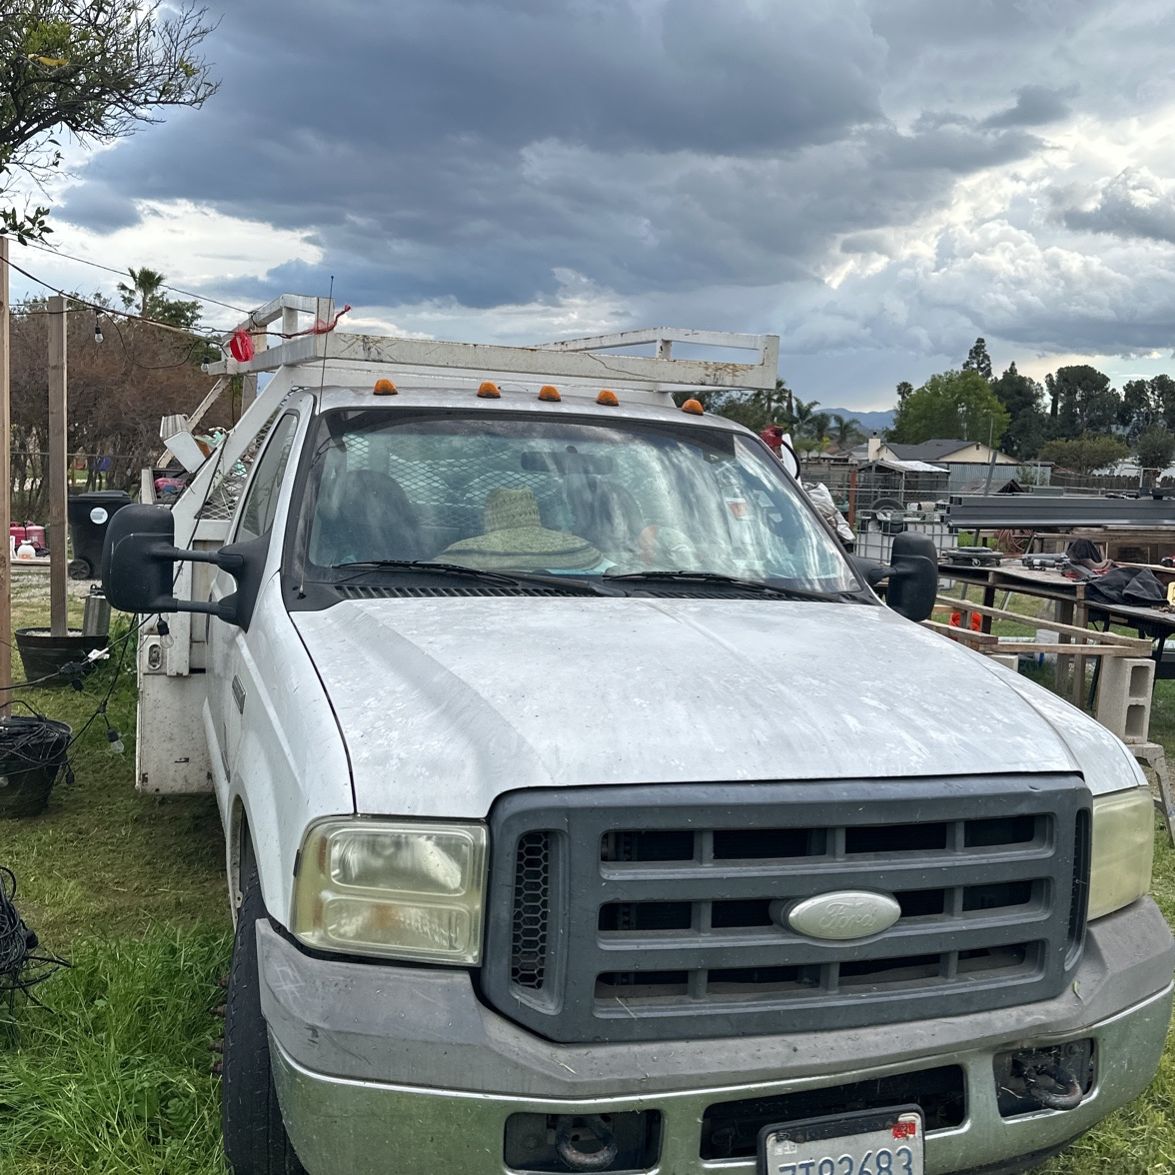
[770,378,794,424]
[830,414,864,451]
[791,397,821,436]
[117,266,167,317]
[115,265,203,329]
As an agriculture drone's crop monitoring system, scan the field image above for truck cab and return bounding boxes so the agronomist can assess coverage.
[104,297,1173,1175]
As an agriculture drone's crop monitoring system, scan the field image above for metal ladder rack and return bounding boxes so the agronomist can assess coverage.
[166,294,779,523]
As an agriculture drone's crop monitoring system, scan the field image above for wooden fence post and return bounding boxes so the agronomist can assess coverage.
[0,237,10,708]
[48,295,68,638]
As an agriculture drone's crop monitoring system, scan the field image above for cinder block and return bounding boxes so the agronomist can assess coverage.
[1097,657,1155,743]
[987,654,1019,671]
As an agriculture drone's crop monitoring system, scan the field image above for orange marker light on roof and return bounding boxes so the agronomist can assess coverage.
[597,389,619,406]
[477,380,501,398]
[373,378,397,396]
[681,398,704,415]
[538,384,561,402]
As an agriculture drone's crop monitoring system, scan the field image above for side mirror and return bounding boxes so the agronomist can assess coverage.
[884,532,939,621]
[101,503,266,628]
[102,505,181,615]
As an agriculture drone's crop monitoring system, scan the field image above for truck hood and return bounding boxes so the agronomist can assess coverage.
[293,598,1140,818]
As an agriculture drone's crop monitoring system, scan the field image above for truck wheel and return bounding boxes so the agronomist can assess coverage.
[222,837,306,1174]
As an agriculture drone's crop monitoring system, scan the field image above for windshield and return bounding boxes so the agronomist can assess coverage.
[298,409,860,593]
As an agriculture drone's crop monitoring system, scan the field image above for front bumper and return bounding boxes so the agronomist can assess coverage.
[259,899,1175,1175]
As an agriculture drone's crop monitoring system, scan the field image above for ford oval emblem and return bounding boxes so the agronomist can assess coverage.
[785,891,901,941]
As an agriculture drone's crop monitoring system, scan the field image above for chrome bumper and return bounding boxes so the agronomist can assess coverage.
[259,900,1175,1175]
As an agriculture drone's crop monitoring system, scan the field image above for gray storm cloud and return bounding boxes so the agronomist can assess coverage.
[46,0,1175,402]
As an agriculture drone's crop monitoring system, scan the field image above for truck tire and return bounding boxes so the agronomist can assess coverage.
[222,836,306,1175]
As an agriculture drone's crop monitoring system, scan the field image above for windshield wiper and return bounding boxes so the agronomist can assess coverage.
[331,560,612,595]
[602,569,857,602]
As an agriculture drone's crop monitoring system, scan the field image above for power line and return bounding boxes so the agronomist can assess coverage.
[5,254,348,345]
[16,240,251,316]
[0,251,233,349]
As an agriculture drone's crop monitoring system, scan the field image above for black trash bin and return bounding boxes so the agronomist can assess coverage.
[67,490,132,579]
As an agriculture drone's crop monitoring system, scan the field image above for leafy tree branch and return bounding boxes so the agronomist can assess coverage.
[0,0,218,240]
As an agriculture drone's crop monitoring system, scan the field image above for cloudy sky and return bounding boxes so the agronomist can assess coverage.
[9,0,1175,409]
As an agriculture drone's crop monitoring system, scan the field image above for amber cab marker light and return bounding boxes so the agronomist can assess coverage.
[478,380,501,399]
[681,398,704,415]
[373,379,397,396]
[597,389,619,406]
[538,384,561,402]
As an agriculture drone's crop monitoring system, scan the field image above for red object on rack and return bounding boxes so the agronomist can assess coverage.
[759,426,784,454]
[229,329,255,363]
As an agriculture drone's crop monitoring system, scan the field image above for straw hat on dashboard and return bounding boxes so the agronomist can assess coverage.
[441,487,602,571]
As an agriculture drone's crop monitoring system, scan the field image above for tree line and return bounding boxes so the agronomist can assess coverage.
[888,338,1175,476]
[703,337,1175,479]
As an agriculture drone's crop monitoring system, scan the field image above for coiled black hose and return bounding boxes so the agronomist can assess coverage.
[0,866,67,1001]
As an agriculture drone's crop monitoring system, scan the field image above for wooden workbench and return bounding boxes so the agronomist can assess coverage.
[939,557,1175,841]
[941,560,1175,635]
[939,558,1175,699]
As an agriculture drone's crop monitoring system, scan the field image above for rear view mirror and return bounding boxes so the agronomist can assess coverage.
[519,450,615,475]
[102,505,180,615]
[884,532,939,621]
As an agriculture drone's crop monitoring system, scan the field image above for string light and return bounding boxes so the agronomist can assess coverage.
[0,251,233,351]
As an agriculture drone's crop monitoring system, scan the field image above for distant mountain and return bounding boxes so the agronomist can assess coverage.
[821,407,894,434]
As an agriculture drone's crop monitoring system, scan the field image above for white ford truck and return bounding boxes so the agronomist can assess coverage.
[104,295,1172,1175]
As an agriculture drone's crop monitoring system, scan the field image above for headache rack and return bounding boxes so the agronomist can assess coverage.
[134,293,780,794]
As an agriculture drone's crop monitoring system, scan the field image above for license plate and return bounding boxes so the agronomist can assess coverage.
[758,1106,924,1175]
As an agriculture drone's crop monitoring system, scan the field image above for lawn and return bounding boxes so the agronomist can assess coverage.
[0,579,229,1174]
[0,581,1172,1173]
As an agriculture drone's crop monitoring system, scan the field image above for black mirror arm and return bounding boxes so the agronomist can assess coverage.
[151,543,244,573]
[142,543,249,623]
[848,555,890,588]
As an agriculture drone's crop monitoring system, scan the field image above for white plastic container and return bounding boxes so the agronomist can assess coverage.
[1035,628,1059,666]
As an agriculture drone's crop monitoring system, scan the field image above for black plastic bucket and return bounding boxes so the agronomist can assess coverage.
[0,717,72,817]
[14,629,106,685]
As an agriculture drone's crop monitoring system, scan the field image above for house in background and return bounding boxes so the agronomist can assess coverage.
[864,437,1039,493]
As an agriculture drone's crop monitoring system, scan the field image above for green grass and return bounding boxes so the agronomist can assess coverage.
[0,583,230,1174]
[2,581,1175,1172]
[0,932,228,1174]
[1039,820,1175,1175]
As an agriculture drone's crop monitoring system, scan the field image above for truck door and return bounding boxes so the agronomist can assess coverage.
[207,413,300,797]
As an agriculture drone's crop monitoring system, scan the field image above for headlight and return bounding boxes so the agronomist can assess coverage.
[292,818,488,963]
[1088,787,1154,921]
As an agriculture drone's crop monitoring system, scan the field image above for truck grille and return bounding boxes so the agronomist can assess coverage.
[482,777,1090,1043]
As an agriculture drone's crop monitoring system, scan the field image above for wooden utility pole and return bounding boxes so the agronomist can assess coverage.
[0,237,10,710]
[48,295,67,638]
